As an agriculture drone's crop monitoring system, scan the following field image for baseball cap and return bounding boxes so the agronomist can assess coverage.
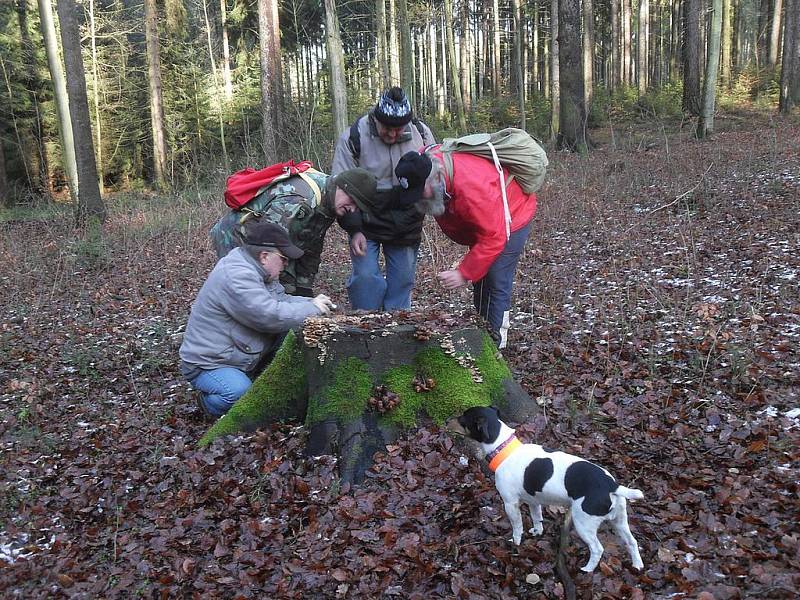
[242,221,304,259]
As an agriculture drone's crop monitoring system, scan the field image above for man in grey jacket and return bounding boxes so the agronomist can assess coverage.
[331,87,435,311]
[180,221,334,417]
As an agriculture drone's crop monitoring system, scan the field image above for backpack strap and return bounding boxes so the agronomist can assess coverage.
[297,170,323,205]
[348,116,364,162]
[487,141,512,241]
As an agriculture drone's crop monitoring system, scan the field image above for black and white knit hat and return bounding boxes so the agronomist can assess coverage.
[373,87,413,127]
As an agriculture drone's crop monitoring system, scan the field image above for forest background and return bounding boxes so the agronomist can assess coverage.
[1,0,799,598]
[0,0,798,214]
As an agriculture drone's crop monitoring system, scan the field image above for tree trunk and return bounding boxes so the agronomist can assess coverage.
[324,0,348,137]
[444,0,468,131]
[492,0,501,94]
[56,0,106,224]
[583,0,595,108]
[780,0,800,112]
[388,0,400,83]
[769,0,784,65]
[638,0,649,95]
[683,0,702,115]
[143,0,168,189]
[376,0,390,88]
[202,0,229,168]
[698,0,723,137]
[721,0,733,86]
[200,319,536,485]
[551,0,561,142]
[87,0,104,195]
[221,0,233,99]
[37,0,77,201]
[16,0,49,195]
[397,0,415,105]
[511,0,526,128]
[623,0,632,85]
[257,0,282,164]
[611,0,620,89]
[558,0,589,152]
[0,136,8,208]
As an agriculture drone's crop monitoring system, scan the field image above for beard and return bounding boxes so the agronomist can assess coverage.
[414,181,446,216]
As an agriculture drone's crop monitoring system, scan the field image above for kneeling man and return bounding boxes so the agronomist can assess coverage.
[180,220,334,417]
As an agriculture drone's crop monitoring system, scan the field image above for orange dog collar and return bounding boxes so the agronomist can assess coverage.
[487,436,522,472]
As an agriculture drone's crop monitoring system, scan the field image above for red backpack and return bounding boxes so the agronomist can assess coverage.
[223,160,314,209]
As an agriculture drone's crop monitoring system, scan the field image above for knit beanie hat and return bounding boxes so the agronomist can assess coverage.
[333,168,378,213]
[373,87,413,127]
[395,151,433,206]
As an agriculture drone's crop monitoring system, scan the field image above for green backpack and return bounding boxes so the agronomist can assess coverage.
[439,127,549,194]
[439,128,548,240]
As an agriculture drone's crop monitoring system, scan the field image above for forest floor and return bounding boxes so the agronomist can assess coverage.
[1,111,799,599]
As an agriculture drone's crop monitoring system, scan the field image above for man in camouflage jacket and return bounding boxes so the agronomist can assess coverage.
[211,168,377,296]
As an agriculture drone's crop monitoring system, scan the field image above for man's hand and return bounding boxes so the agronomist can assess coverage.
[350,232,367,257]
[311,294,335,315]
[437,269,468,290]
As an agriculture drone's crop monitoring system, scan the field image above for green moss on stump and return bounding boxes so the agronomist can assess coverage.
[382,332,513,428]
[199,331,306,447]
[305,357,372,426]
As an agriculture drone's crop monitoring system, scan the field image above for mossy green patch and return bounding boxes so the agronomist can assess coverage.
[382,332,513,427]
[199,331,306,447]
[305,357,372,426]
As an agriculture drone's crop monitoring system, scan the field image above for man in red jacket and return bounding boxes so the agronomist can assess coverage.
[395,150,537,348]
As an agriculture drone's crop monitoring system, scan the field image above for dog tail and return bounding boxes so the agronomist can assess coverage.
[614,486,644,501]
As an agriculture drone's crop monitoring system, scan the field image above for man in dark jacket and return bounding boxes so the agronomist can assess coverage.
[331,87,435,311]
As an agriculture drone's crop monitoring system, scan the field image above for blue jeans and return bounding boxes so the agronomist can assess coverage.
[472,219,533,348]
[190,367,252,416]
[347,239,419,310]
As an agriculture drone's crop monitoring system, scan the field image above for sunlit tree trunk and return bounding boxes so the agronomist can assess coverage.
[87,0,104,194]
[258,0,282,163]
[532,3,540,94]
[769,0,784,66]
[397,0,415,103]
[511,0,525,127]
[460,0,471,110]
[683,0,702,115]
[37,0,77,201]
[388,0,400,83]
[221,0,233,99]
[671,0,682,80]
[559,0,588,151]
[444,0,467,131]
[551,0,560,140]
[202,0,228,168]
[698,0,723,137]
[439,14,447,119]
[583,0,595,107]
[56,0,105,223]
[721,0,733,86]
[492,0,501,94]
[638,0,649,95]
[324,0,348,137]
[144,0,168,189]
[780,0,800,112]
[376,0,390,88]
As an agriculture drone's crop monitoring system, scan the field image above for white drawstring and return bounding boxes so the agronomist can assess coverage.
[487,141,511,241]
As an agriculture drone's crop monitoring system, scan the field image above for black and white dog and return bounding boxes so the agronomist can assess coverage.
[447,406,644,573]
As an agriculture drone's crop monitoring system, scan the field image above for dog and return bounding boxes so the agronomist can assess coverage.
[447,406,644,573]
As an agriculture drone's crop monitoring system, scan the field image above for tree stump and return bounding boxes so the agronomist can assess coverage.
[200,311,535,484]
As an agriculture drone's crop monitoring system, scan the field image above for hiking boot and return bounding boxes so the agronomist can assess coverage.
[195,394,216,422]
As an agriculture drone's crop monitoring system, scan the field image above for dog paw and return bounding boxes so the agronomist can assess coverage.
[580,564,596,573]
[632,559,644,570]
[511,535,522,546]
[528,525,544,536]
